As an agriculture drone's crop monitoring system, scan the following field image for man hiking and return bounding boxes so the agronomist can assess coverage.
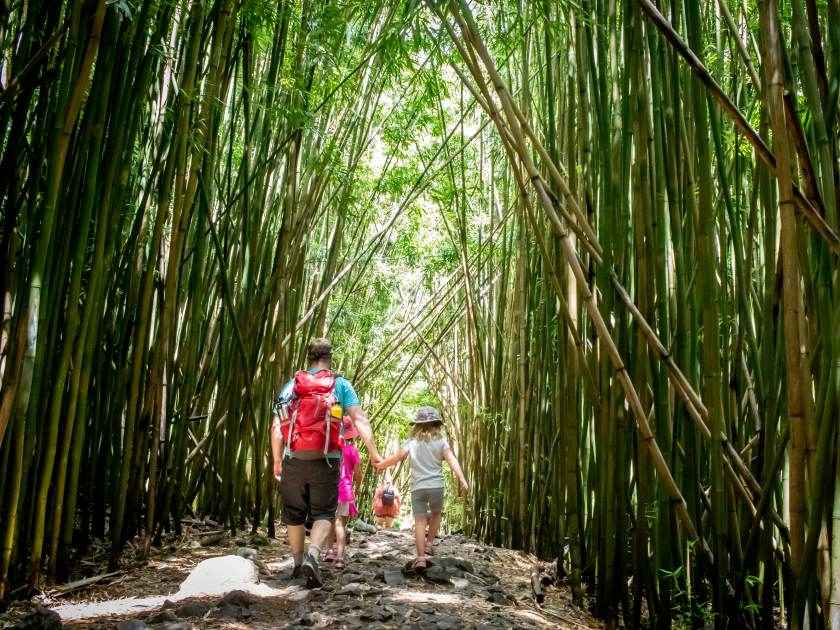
[270,338,381,587]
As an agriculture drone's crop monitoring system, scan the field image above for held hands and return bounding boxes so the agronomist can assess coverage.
[458,479,470,497]
[363,436,383,469]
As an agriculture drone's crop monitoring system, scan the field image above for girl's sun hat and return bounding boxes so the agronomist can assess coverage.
[412,406,441,424]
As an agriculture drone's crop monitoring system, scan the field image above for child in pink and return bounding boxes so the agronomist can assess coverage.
[332,418,361,568]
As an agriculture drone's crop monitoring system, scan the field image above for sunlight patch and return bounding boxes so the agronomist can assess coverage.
[53,595,169,621]
[391,590,464,605]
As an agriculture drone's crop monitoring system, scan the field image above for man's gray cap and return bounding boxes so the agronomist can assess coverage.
[413,406,441,424]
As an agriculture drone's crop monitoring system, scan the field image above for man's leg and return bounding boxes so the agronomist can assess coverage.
[287,524,305,567]
[300,458,340,588]
[279,458,308,575]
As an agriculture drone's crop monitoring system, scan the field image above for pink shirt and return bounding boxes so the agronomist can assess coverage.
[338,443,360,503]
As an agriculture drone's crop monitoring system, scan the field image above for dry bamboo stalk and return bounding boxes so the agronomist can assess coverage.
[446,2,778,549]
[759,0,808,589]
[444,2,772,548]
[447,0,701,544]
[637,0,840,255]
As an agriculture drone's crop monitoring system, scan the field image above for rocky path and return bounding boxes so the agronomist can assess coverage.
[6,525,601,629]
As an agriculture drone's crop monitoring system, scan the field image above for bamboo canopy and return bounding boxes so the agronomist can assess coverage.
[0,1,838,628]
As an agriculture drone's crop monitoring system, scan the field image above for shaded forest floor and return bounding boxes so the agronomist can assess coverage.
[2,522,600,629]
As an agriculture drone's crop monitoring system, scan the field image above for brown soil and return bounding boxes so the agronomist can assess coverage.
[3,522,601,629]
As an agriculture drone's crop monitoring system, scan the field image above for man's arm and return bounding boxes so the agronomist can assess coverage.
[270,414,284,481]
[347,405,381,465]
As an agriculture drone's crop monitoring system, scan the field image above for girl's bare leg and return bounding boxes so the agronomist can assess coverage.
[427,511,442,549]
[414,515,428,558]
[334,516,347,559]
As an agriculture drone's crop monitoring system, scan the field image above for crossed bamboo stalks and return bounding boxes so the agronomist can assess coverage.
[432,0,810,565]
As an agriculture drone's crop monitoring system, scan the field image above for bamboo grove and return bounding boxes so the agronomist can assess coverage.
[0,0,838,628]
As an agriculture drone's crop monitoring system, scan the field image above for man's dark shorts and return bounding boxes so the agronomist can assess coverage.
[280,457,340,525]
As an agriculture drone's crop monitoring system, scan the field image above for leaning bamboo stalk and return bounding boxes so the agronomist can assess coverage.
[497,42,813,549]
[637,0,840,254]
[716,0,762,91]
[452,0,768,547]
[456,2,785,556]
[446,0,702,545]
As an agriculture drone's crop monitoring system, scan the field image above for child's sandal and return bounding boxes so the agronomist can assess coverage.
[412,557,428,571]
[334,557,346,570]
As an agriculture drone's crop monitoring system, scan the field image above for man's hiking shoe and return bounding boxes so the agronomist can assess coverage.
[282,564,302,581]
[301,552,323,589]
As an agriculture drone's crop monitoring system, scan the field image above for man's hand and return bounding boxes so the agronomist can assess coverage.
[273,458,283,482]
[347,406,381,465]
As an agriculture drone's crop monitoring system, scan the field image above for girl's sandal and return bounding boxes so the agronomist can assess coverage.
[412,557,428,572]
[323,549,338,563]
[334,557,346,570]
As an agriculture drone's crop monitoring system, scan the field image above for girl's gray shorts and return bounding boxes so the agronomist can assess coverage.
[411,487,444,516]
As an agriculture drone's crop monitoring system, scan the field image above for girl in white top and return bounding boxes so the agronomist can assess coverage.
[375,407,469,569]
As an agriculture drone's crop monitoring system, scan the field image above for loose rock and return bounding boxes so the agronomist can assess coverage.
[435,615,460,630]
[36,526,600,630]
[198,532,225,547]
[423,565,452,584]
[450,577,470,589]
[177,555,259,596]
[352,520,377,533]
[286,588,312,603]
[173,602,210,619]
[382,569,406,586]
[339,581,371,595]
[436,556,475,573]
[217,589,256,607]
[145,609,179,624]
[486,591,508,605]
[11,605,62,630]
[359,606,392,622]
[234,547,260,560]
[213,603,254,620]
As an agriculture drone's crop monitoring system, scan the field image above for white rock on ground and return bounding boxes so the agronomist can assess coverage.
[176,555,266,597]
[52,555,287,621]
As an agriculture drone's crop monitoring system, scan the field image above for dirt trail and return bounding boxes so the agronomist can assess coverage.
[6,525,601,629]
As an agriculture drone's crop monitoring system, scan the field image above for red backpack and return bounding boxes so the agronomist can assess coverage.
[281,369,343,454]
